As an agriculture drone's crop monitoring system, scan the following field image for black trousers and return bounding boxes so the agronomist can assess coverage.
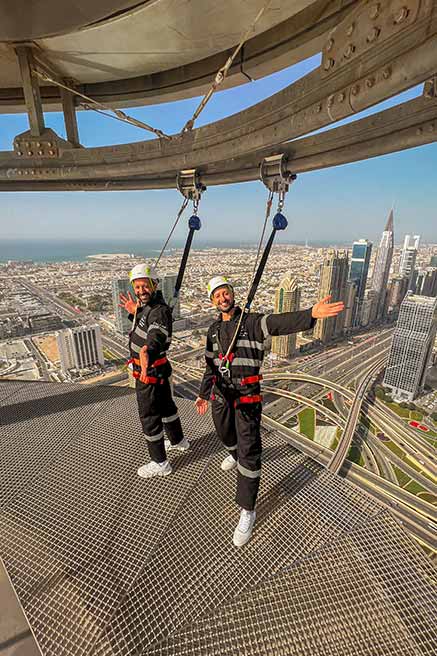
[135,378,184,463]
[211,387,262,511]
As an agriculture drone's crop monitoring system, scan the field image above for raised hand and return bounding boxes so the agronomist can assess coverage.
[312,295,345,319]
[118,291,137,314]
[194,397,209,416]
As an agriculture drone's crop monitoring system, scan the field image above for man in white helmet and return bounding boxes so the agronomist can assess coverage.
[119,263,189,479]
[195,276,344,547]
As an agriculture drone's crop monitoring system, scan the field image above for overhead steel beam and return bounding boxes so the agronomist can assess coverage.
[0,0,358,114]
[1,0,436,184]
[0,95,436,191]
[60,86,80,147]
[14,46,45,137]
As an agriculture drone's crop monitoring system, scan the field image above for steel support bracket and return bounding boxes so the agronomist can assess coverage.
[176,169,206,201]
[260,154,296,194]
[423,75,437,99]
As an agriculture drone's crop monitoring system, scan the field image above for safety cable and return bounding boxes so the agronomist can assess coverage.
[154,198,189,267]
[221,189,276,363]
[32,70,172,140]
[180,0,274,134]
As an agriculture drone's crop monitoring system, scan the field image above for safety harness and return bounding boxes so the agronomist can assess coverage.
[215,155,296,406]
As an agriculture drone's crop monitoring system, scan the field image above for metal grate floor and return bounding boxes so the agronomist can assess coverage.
[0,381,435,656]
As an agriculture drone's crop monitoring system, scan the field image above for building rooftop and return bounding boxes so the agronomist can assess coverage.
[0,380,435,655]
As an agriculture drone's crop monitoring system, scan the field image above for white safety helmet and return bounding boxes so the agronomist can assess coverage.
[129,263,159,283]
[207,276,234,299]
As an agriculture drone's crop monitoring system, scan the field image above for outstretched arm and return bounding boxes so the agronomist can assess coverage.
[311,295,345,319]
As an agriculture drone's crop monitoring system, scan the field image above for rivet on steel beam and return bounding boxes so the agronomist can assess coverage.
[38,150,43,156]
[394,7,409,24]
[428,124,435,132]
[367,27,381,43]
[18,170,22,175]
[344,44,356,59]
[31,170,35,175]
[49,150,55,156]
[36,142,41,148]
[316,103,323,113]
[27,151,33,156]
[47,142,53,147]
[382,67,392,80]
[416,127,423,135]
[324,58,335,71]
[338,92,346,102]
[346,23,355,37]
[17,151,22,156]
[326,38,334,52]
[351,84,360,96]
[24,170,29,175]
[25,142,30,147]
[370,3,381,19]
[366,77,375,88]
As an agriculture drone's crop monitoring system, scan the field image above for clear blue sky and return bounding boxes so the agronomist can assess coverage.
[1,55,436,244]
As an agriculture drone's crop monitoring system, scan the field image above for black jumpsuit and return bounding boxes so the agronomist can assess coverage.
[129,291,185,463]
[199,306,316,510]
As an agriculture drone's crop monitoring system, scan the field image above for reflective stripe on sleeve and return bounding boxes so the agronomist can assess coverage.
[232,357,262,367]
[260,314,270,338]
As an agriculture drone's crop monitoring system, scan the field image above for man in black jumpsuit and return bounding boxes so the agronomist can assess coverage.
[120,263,189,479]
[195,276,344,546]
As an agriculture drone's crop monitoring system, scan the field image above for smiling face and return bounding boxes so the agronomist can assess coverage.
[132,277,157,304]
[211,285,235,313]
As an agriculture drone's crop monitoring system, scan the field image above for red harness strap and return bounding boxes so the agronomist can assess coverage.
[235,394,263,407]
[240,374,263,385]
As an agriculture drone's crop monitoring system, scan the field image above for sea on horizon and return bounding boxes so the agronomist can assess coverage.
[0,238,346,263]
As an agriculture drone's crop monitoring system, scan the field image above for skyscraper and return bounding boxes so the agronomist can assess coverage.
[371,209,394,320]
[271,273,301,358]
[383,294,437,402]
[112,278,132,335]
[415,268,437,297]
[348,239,372,325]
[399,235,420,289]
[314,250,348,344]
[159,273,180,319]
[385,276,409,319]
[343,280,357,330]
[57,325,105,374]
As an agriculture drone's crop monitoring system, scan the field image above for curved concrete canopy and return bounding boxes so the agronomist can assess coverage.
[0,1,319,87]
[0,1,155,41]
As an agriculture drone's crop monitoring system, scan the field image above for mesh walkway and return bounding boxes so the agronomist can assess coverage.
[0,380,435,655]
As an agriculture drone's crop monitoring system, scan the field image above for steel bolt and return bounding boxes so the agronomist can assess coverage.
[17,151,22,156]
[416,127,423,135]
[346,23,355,36]
[394,7,409,24]
[428,124,435,132]
[27,151,33,156]
[324,57,335,70]
[36,142,41,148]
[370,3,381,19]
[338,92,346,102]
[367,26,381,42]
[316,103,323,113]
[49,150,55,156]
[47,142,53,148]
[351,84,360,96]
[25,142,30,148]
[382,67,392,80]
[366,77,375,88]
[38,150,43,156]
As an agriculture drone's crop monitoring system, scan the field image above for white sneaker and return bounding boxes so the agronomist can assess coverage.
[164,436,190,452]
[221,454,237,471]
[137,460,172,479]
[233,509,256,547]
